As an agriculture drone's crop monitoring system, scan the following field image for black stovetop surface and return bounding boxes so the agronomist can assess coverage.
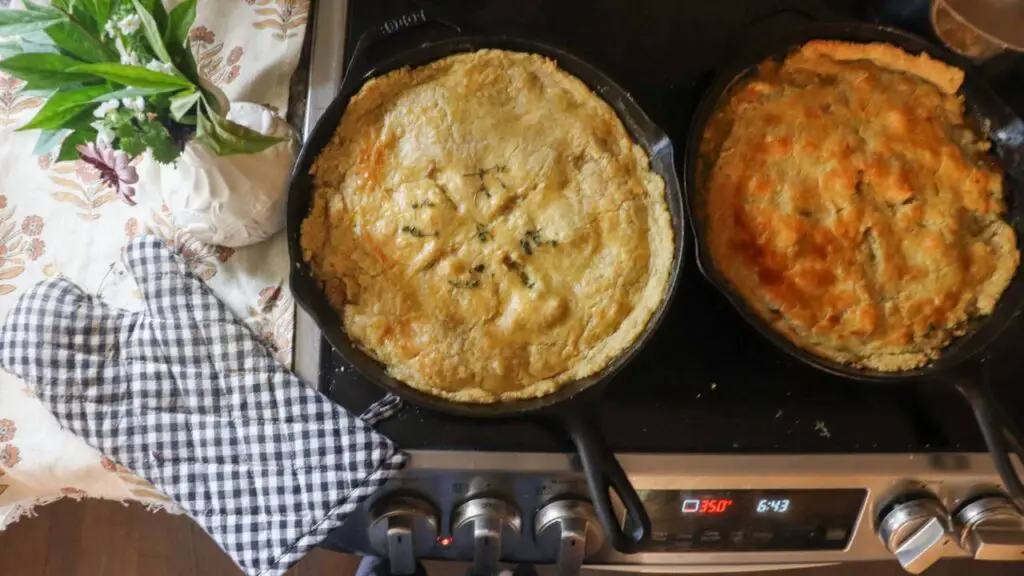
[321,0,1024,454]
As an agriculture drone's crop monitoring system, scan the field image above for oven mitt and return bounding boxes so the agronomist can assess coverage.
[0,237,408,576]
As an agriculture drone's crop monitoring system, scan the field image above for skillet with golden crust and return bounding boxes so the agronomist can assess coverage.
[701,40,1019,372]
[301,49,674,403]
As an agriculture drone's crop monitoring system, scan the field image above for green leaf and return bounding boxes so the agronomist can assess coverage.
[141,120,180,164]
[176,40,199,85]
[56,127,98,162]
[89,85,175,103]
[78,0,112,26]
[17,84,112,131]
[169,89,199,121]
[18,30,60,55]
[0,6,65,37]
[69,8,101,40]
[0,53,95,90]
[117,134,146,157]
[135,0,168,28]
[165,0,196,50]
[22,1,61,16]
[197,105,285,156]
[33,128,69,156]
[131,0,172,64]
[45,19,115,63]
[69,62,193,90]
[0,41,24,59]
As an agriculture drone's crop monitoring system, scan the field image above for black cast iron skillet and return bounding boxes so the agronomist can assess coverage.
[684,21,1024,509]
[287,9,687,553]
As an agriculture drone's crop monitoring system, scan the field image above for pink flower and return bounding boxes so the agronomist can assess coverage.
[0,444,20,468]
[124,218,139,238]
[29,238,45,261]
[257,285,283,313]
[215,246,235,262]
[0,74,23,92]
[76,142,139,206]
[21,215,43,236]
[101,456,118,472]
[189,25,215,44]
[0,419,15,442]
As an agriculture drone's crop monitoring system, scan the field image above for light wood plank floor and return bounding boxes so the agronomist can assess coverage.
[1,499,1021,575]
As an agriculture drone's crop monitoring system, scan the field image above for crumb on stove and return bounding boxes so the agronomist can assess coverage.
[815,420,831,439]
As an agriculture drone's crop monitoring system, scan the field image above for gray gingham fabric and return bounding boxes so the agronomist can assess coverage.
[0,237,408,576]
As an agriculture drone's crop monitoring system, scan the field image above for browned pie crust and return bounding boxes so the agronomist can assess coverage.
[701,40,1019,371]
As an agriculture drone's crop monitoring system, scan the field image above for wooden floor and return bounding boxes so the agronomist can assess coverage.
[1,499,1022,576]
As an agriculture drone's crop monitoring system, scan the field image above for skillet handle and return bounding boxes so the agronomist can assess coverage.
[561,410,651,553]
[340,7,462,97]
[955,377,1024,512]
[964,81,1024,182]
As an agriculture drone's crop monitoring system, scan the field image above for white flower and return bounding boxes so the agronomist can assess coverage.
[117,14,141,35]
[103,20,117,39]
[91,121,115,146]
[93,100,120,119]
[145,60,175,76]
[121,96,145,112]
[115,36,139,66]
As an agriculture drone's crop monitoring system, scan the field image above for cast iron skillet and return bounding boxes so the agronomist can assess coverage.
[286,9,687,552]
[684,21,1024,509]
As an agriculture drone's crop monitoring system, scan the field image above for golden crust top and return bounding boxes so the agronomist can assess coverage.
[302,49,673,402]
[702,41,1018,371]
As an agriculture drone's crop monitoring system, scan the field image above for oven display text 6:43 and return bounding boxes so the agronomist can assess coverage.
[756,498,791,513]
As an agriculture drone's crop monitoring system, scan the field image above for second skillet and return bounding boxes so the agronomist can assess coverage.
[684,21,1024,508]
[287,9,687,553]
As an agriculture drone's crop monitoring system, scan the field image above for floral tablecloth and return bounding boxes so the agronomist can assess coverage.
[0,0,309,528]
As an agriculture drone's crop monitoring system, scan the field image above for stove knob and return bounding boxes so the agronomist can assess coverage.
[534,499,605,576]
[367,495,439,576]
[877,496,955,574]
[956,495,1024,561]
[451,497,522,576]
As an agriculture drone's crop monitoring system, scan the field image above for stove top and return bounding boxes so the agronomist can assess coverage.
[301,1,1024,570]
[313,0,1024,456]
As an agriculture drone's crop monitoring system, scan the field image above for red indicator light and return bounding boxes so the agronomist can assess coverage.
[436,536,454,547]
[681,499,734,515]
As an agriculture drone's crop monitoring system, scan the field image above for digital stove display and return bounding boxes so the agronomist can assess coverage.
[630,489,866,551]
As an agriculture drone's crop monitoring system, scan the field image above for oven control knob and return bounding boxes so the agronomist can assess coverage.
[534,499,605,576]
[367,495,439,576]
[956,495,1024,561]
[452,497,522,576]
[877,497,955,574]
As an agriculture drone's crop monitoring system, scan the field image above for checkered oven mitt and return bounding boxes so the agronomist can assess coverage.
[0,237,408,576]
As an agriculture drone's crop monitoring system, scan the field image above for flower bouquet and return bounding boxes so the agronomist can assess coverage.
[0,0,282,207]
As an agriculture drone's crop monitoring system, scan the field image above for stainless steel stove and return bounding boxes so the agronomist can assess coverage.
[295,0,1024,573]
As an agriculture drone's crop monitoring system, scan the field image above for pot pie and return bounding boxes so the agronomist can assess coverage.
[701,40,1019,372]
[301,49,673,402]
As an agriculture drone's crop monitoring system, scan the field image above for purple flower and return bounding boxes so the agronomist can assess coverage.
[76,142,139,206]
